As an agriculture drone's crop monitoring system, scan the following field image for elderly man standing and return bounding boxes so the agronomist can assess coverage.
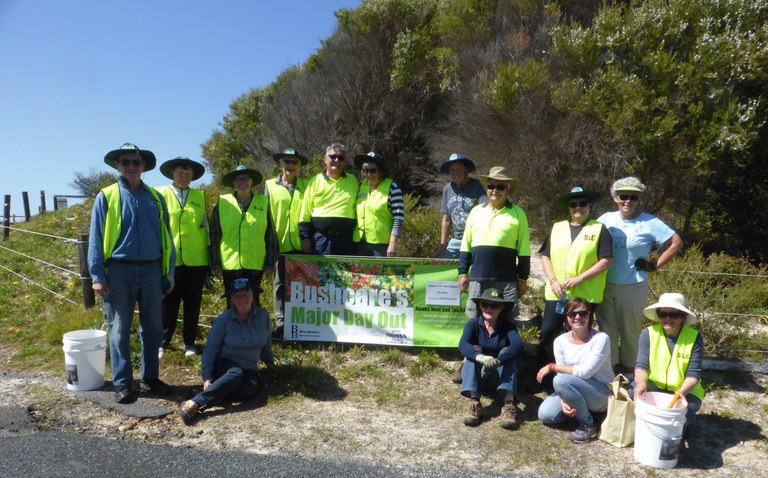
[299,143,359,255]
[265,148,308,335]
[88,143,175,404]
[433,153,487,259]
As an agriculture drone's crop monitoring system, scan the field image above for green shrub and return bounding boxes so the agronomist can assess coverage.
[398,194,440,258]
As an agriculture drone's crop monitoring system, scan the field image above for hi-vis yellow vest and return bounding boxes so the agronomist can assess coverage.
[218,194,268,271]
[544,220,607,303]
[353,178,393,245]
[101,182,172,275]
[265,177,306,253]
[647,323,705,401]
[157,186,209,267]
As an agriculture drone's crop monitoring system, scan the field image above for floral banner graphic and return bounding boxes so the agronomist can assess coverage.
[284,255,467,347]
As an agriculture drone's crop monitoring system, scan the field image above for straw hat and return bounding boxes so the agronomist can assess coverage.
[479,166,519,194]
[643,293,698,325]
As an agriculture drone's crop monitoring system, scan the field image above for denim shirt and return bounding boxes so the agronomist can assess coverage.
[87,177,176,284]
[201,307,274,381]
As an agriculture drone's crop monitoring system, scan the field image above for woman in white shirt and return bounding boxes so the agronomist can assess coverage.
[536,298,613,443]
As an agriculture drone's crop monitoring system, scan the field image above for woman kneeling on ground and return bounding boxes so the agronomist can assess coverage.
[178,277,274,424]
[537,298,613,443]
[458,288,524,429]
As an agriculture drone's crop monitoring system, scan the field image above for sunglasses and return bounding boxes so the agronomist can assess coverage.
[567,310,590,318]
[328,154,346,161]
[657,310,684,319]
[282,159,300,165]
[569,200,589,208]
[118,158,143,167]
[486,183,507,191]
[618,194,640,202]
[479,301,502,310]
[362,168,378,174]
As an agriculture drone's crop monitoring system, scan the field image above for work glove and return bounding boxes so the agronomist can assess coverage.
[634,258,657,272]
[476,354,500,370]
[162,275,175,295]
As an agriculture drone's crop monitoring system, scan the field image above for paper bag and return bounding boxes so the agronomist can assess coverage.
[599,374,635,447]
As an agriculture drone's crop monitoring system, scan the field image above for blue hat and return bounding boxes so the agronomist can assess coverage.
[439,153,476,174]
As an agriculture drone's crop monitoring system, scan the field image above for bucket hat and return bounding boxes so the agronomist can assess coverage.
[221,165,263,188]
[354,151,385,169]
[555,186,601,210]
[643,293,698,325]
[439,153,476,174]
[479,166,520,195]
[160,157,205,181]
[104,143,157,171]
[470,288,515,309]
[272,148,308,165]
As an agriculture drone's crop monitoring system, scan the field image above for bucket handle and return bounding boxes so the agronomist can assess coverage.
[65,345,107,353]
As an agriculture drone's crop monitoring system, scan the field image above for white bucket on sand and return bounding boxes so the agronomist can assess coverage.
[62,329,107,391]
[634,391,687,468]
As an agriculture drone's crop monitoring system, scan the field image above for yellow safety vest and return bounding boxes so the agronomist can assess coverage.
[218,194,268,271]
[157,186,209,267]
[265,176,306,253]
[300,172,358,221]
[544,220,607,302]
[101,182,172,275]
[647,324,705,401]
[353,177,393,245]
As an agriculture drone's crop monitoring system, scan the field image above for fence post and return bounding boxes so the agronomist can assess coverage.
[39,190,46,214]
[77,232,95,309]
[22,192,31,221]
[2,195,9,241]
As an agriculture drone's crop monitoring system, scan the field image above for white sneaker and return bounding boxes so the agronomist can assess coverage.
[158,347,165,358]
[184,346,196,357]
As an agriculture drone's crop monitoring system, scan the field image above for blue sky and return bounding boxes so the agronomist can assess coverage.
[0,0,360,217]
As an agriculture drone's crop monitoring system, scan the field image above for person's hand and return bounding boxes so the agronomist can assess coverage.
[549,279,563,297]
[475,354,499,369]
[634,258,657,272]
[536,365,550,383]
[458,275,469,293]
[203,380,212,391]
[92,281,110,297]
[432,244,446,258]
[214,268,223,280]
[561,400,576,418]
[634,380,647,401]
[162,275,175,294]
[386,243,396,257]
[517,281,528,298]
[562,276,583,289]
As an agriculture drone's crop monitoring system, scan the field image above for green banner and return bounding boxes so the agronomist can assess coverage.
[284,255,466,347]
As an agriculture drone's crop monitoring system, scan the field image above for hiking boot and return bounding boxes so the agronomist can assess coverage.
[570,421,598,443]
[178,400,199,425]
[451,361,463,384]
[499,403,518,430]
[139,378,172,396]
[463,401,483,427]
[114,385,136,404]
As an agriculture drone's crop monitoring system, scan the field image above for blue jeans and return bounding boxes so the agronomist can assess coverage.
[442,238,462,259]
[538,374,610,425]
[356,239,388,257]
[460,357,517,397]
[103,260,163,388]
[313,231,355,255]
[192,358,261,407]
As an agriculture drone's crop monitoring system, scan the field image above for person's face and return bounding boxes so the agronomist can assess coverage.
[657,308,685,335]
[614,191,641,218]
[566,305,591,332]
[448,163,468,185]
[116,152,144,183]
[172,165,193,189]
[324,149,346,176]
[568,197,591,223]
[362,162,381,185]
[281,157,301,175]
[486,179,509,204]
[232,289,254,313]
[233,174,253,193]
[479,300,503,321]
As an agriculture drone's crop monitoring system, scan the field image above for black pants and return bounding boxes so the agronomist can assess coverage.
[161,265,207,348]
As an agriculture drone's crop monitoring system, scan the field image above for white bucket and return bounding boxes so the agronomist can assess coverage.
[634,391,687,468]
[62,329,108,391]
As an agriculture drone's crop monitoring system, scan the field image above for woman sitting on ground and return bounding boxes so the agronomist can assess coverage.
[537,298,613,443]
[178,277,273,425]
[458,288,524,430]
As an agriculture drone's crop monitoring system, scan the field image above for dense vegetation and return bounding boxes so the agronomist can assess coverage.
[201,0,768,262]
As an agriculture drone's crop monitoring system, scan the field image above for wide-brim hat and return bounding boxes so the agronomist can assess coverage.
[159,157,205,181]
[222,165,263,188]
[439,153,476,174]
[470,288,515,308]
[555,186,601,210]
[354,151,385,169]
[104,143,157,171]
[272,148,308,165]
[479,166,520,195]
[643,292,698,325]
